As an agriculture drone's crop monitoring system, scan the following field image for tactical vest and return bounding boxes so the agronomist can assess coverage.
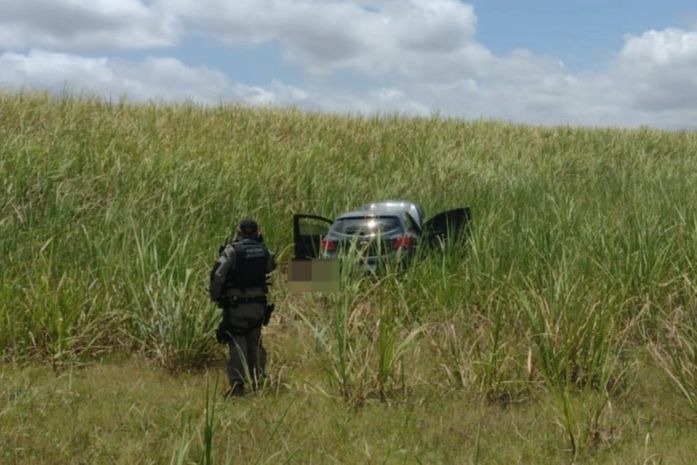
[226,239,269,291]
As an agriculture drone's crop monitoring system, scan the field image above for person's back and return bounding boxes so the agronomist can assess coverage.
[209,219,276,397]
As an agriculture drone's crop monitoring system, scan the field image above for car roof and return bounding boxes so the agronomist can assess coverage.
[341,200,424,225]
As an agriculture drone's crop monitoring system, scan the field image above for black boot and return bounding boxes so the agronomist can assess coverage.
[223,383,245,399]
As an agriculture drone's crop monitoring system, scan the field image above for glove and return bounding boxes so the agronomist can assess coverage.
[216,322,231,344]
[263,304,275,326]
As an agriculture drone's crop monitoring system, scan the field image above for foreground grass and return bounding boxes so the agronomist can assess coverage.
[1,355,696,465]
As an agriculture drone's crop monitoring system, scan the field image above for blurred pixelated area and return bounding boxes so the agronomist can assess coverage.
[288,259,340,293]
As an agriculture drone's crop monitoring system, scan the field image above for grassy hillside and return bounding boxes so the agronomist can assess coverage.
[2,91,697,463]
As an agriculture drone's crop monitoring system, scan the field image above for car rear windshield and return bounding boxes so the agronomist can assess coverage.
[331,216,402,236]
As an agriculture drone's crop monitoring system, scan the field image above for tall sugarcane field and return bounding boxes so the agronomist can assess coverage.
[2,91,697,464]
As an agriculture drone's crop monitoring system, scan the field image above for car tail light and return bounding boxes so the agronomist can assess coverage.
[392,236,414,250]
[321,238,337,252]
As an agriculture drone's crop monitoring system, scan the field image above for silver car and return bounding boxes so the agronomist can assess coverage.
[293,200,471,271]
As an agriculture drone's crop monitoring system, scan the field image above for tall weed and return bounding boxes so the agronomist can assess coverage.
[650,281,697,419]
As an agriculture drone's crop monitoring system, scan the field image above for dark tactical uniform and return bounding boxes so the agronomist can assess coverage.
[210,234,276,395]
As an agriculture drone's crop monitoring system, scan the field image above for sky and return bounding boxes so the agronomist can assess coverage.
[1,0,697,128]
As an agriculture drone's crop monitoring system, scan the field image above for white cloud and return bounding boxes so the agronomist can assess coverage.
[621,28,697,66]
[0,50,275,104]
[168,0,477,77]
[304,85,432,116]
[0,0,178,50]
[617,29,697,115]
[0,49,425,113]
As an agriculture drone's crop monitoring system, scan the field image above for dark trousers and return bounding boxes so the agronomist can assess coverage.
[226,317,266,388]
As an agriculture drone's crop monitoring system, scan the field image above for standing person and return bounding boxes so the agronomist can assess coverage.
[209,218,276,397]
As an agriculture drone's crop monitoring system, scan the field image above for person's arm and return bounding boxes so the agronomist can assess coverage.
[266,249,277,273]
[209,244,236,302]
[263,248,277,326]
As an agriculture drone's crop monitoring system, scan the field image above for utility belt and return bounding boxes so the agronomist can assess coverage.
[219,295,267,309]
[216,296,275,344]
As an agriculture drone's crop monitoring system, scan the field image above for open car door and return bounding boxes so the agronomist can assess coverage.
[293,214,334,260]
[422,208,472,247]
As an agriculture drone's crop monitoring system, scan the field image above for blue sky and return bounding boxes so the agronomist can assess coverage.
[1,0,697,128]
[473,0,696,67]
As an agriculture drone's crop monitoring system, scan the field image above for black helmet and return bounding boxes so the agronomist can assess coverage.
[237,218,259,238]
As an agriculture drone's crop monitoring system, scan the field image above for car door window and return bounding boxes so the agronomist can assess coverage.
[293,214,334,259]
[422,208,472,246]
[403,212,420,234]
